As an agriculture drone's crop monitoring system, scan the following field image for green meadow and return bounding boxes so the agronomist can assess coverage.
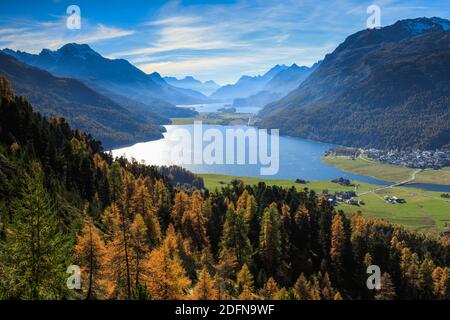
[322,156,450,185]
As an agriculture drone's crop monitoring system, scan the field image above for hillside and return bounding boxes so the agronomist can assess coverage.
[0,53,165,148]
[258,18,450,150]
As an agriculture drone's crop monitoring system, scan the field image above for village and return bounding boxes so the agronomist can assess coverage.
[323,189,364,207]
[326,147,450,169]
[321,177,407,207]
[365,149,450,169]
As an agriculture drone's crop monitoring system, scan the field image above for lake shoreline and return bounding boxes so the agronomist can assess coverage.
[113,98,450,193]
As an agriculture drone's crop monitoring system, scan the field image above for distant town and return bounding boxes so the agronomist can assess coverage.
[325,147,450,169]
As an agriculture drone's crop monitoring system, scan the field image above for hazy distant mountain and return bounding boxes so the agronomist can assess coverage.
[258,17,450,150]
[0,52,165,148]
[148,72,210,102]
[233,62,320,107]
[265,62,320,94]
[210,65,289,100]
[164,76,220,96]
[2,43,210,107]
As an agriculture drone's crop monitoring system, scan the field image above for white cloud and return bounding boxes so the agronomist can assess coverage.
[0,18,134,53]
[144,16,202,26]
[106,0,368,83]
[136,43,335,84]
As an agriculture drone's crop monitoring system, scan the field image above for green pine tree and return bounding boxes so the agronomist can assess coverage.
[259,203,281,278]
[220,203,252,268]
[0,165,70,299]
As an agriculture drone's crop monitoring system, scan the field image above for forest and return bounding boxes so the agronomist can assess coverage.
[0,75,449,300]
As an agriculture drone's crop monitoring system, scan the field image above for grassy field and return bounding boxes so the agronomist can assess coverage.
[171,112,253,126]
[322,156,414,182]
[323,156,450,185]
[200,173,373,193]
[416,168,450,185]
[200,173,450,235]
[339,187,450,234]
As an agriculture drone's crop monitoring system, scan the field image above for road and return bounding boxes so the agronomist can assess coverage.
[356,169,422,197]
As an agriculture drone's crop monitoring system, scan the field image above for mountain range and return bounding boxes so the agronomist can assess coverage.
[0,52,166,148]
[2,44,211,106]
[233,62,320,107]
[210,64,289,100]
[164,76,220,96]
[2,17,450,151]
[258,17,450,150]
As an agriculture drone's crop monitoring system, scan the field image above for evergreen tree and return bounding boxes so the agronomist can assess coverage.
[259,203,281,278]
[237,264,254,292]
[74,217,108,299]
[418,255,435,299]
[236,190,249,213]
[131,178,161,247]
[432,267,450,299]
[175,231,197,280]
[108,162,122,203]
[330,213,346,282]
[374,273,396,300]
[104,203,132,299]
[333,292,343,300]
[204,192,227,256]
[191,267,217,300]
[259,277,279,300]
[278,204,293,286]
[237,264,254,300]
[144,239,191,300]
[171,191,190,228]
[294,273,311,300]
[181,191,209,251]
[308,274,323,300]
[319,272,334,300]
[220,203,252,268]
[0,166,70,299]
[214,248,238,300]
[318,198,333,257]
[130,214,149,289]
[293,205,313,276]
[400,248,420,298]
[152,179,171,230]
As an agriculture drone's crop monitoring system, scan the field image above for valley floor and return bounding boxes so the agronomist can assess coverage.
[200,173,450,235]
[171,112,254,126]
[322,155,450,186]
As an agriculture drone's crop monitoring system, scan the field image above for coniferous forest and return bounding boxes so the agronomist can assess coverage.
[1,76,449,300]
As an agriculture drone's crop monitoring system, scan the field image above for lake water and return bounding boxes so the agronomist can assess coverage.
[112,124,450,192]
[113,124,391,185]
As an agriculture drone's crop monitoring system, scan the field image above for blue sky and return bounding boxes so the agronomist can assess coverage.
[1,0,449,84]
